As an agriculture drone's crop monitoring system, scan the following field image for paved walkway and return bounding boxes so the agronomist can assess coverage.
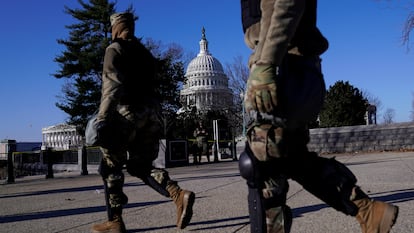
[1,151,413,233]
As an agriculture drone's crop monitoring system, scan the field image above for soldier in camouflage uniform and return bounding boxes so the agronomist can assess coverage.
[238,0,398,233]
[91,12,195,233]
[193,121,210,163]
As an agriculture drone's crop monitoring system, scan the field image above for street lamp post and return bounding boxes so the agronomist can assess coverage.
[240,92,246,137]
[213,119,219,162]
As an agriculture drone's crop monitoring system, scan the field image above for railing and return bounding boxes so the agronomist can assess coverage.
[0,139,240,181]
[0,147,103,180]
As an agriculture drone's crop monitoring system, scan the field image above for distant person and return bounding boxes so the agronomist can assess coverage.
[91,12,195,233]
[238,0,399,232]
[193,121,210,163]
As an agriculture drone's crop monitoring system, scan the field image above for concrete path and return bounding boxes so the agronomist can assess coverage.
[1,151,413,233]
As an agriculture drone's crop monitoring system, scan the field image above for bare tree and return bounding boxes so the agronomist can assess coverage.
[403,11,414,50]
[225,55,249,96]
[361,89,383,112]
[382,108,396,124]
[224,55,250,137]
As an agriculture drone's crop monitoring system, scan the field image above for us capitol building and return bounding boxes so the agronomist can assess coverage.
[41,28,234,150]
[179,28,233,114]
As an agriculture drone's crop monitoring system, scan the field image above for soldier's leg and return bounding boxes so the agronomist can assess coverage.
[279,125,359,216]
[127,158,195,229]
[127,135,195,229]
[91,148,127,233]
[284,152,398,233]
[276,116,398,233]
[198,147,202,163]
[287,153,359,214]
[192,144,199,164]
[203,142,210,162]
[279,122,399,233]
[99,159,128,219]
[239,143,292,233]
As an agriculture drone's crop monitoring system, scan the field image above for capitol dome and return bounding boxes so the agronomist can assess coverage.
[185,41,224,77]
[179,28,233,113]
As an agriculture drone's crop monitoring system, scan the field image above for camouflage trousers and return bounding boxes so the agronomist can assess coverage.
[99,104,172,209]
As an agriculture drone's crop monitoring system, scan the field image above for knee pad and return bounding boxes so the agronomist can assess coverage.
[293,156,358,215]
[239,144,259,187]
[239,144,289,206]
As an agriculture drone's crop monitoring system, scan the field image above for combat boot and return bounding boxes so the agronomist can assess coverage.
[167,183,196,229]
[91,213,126,233]
[353,198,398,233]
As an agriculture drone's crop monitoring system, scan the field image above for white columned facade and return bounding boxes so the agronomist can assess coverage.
[41,124,83,150]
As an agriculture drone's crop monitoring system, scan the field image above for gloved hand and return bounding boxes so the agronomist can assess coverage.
[244,64,278,113]
[95,120,112,147]
[95,115,132,151]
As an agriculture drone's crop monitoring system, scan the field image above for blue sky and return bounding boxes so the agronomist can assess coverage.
[1,0,413,142]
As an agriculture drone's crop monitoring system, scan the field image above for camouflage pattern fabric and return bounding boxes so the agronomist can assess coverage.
[244,64,278,114]
[246,122,284,161]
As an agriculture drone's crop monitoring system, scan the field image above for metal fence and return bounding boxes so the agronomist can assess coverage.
[0,147,103,180]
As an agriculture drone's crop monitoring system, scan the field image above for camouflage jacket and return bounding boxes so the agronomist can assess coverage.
[242,0,328,66]
[98,37,158,122]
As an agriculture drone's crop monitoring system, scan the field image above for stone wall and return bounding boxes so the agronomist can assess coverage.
[308,122,414,154]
